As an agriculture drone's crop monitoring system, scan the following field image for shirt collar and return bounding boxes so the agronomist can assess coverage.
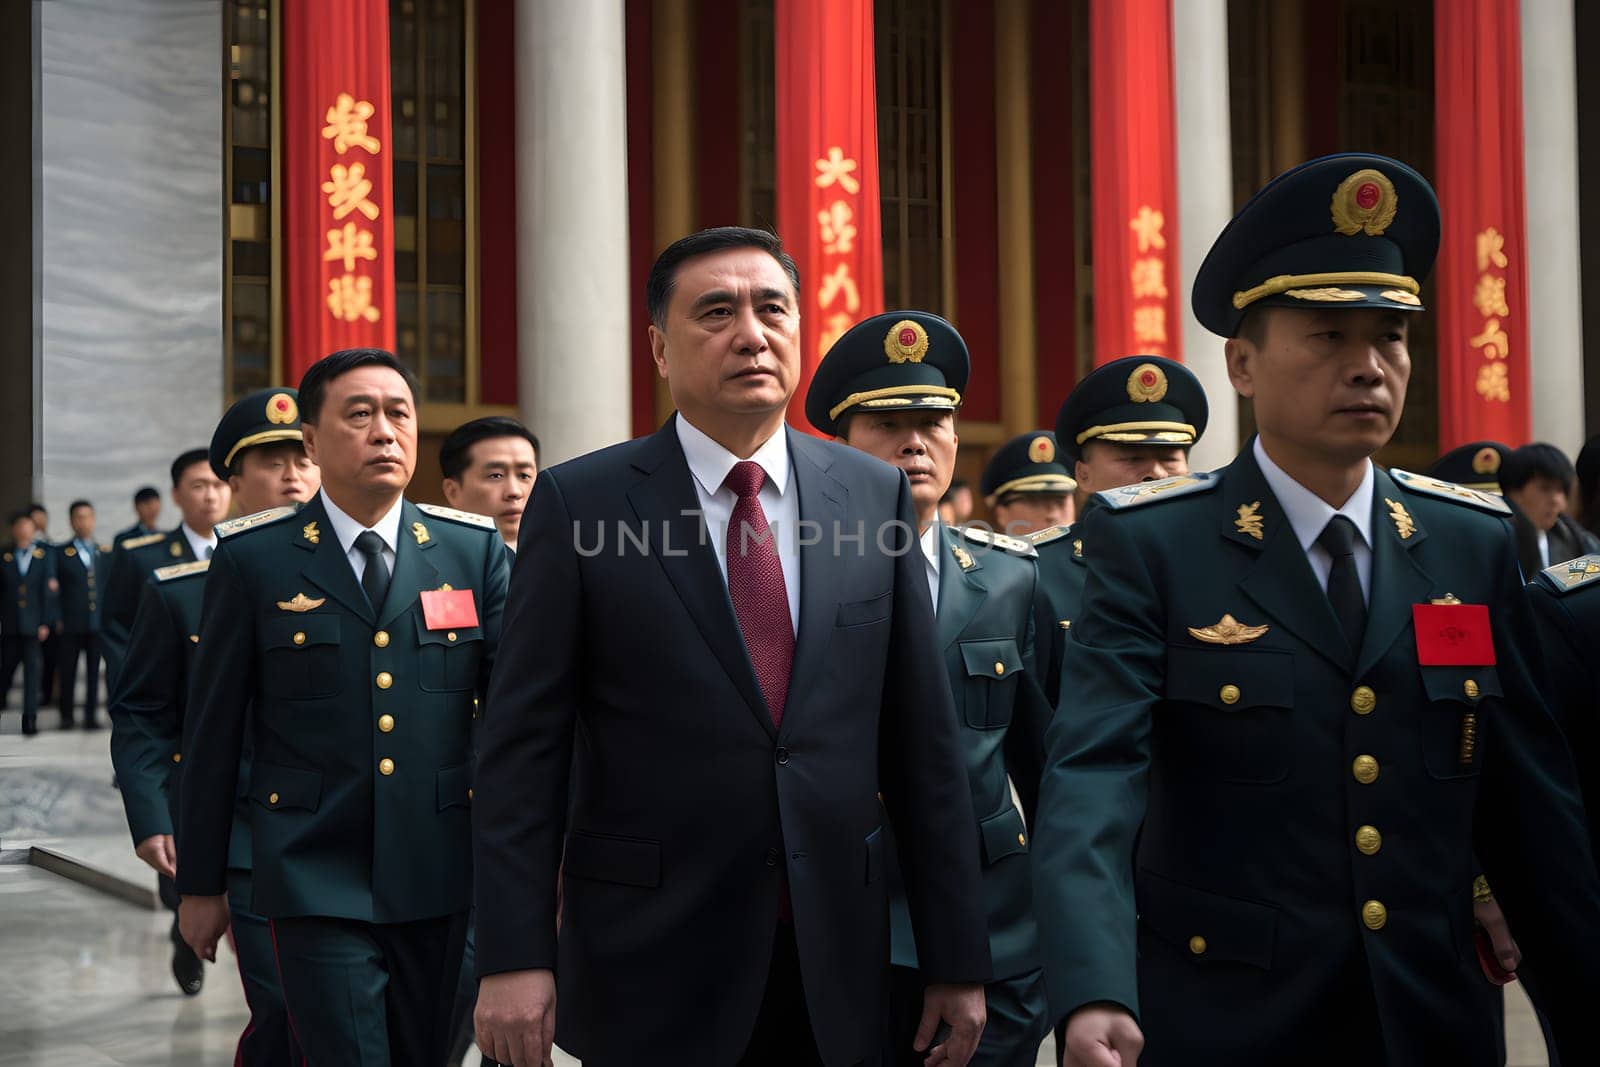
[920,522,942,571]
[1253,437,1375,552]
[180,523,218,558]
[319,489,405,555]
[675,413,791,499]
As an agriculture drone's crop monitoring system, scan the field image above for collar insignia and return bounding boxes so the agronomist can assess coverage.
[1386,498,1416,540]
[952,545,975,571]
[276,592,326,613]
[1073,538,1084,558]
[169,541,183,557]
[1187,613,1270,646]
[412,521,431,546]
[302,521,320,545]
[64,546,76,557]
[1234,501,1264,541]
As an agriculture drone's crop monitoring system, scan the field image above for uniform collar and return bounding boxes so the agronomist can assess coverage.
[319,488,405,555]
[1253,437,1374,554]
[180,523,217,559]
[675,413,791,499]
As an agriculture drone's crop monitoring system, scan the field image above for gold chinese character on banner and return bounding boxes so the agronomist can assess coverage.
[1132,305,1168,346]
[1130,206,1167,254]
[1130,257,1167,300]
[1475,361,1510,403]
[327,274,381,323]
[322,93,382,155]
[1476,227,1509,272]
[323,162,380,221]
[323,222,377,272]
[1473,274,1509,318]
[1470,317,1510,360]
[818,200,856,254]
[814,146,861,195]
[819,312,854,354]
[818,263,861,313]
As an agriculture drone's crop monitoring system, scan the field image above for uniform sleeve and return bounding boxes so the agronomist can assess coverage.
[877,475,992,984]
[175,546,257,898]
[1004,568,1051,828]
[42,551,59,628]
[100,548,139,684]
[476,531,510,699]
[1033,504,1158,1026]
[108,582,180,845]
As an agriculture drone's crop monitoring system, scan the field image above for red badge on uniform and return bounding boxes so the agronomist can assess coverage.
[420,588,479,630]
[1412,603,1495,665]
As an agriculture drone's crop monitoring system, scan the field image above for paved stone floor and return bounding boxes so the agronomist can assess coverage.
[0,690,1551,1065]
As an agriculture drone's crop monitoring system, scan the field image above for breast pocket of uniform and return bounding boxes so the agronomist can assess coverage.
[1418,665,1500,779]
[262,615,342,700]
[959,637,1025,730]
[1165,646,1296,784]
[417,615,484,693]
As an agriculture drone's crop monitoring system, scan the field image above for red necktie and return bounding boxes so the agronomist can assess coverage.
[724,460,794,729]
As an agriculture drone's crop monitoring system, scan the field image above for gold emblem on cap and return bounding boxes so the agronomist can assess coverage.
[1126,363,1168,403]
[1331,168,1398,236]
[1472,447,1502,476]
[1381,289,1422,306]
[265,392,298,425]
[1028,436,1056,464]
[883,319,930,364]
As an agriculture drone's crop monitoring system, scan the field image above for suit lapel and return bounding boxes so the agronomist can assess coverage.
[937,525,986,649]
[380,501,443,629]
[1355,471,1434,679]
[784,431,847,732]
[625,422,772,737]
[293,496,376,624]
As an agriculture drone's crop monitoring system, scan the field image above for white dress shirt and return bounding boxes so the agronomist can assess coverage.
[319,489,403,584]
[676,413,800,634]
[181,523,219,562]
[1254,437,1375,602]
[1536,529,1551,569]
[919,522,942,614]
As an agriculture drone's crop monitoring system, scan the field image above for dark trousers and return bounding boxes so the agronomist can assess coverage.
[57,631,102,725]
[738,923,823,1067]
[886,964,1047,1067]
[227,870,299,1066]
[40,629,57,704]
[269,911,468,1067]
[1,634,42,722]
[158,870,183,945]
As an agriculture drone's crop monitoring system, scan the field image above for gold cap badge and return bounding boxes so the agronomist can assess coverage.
[1028,435,1056,464]
[883,319,929,364]
[1126,363,1168,403]
[1472,447,1502,476]
[1330,169,1398,236]
[266,392,298,425]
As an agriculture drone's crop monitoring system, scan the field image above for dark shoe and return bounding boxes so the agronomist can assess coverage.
[21,716,38,736]
[82,718,102,731]
[59,717,76,730]
[171,941,204,996]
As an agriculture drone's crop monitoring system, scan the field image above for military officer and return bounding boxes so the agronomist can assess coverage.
[1034,154,1600,1066]
[110,387,317,1052]
[101,449,231,687]
[115,487,163,547]
[2,510,56,736]
[53,500,112,729]
[1427,441,1509,494]
[1026,356,1207,709]
[981,432,1077,538]
[177,349,509,1065]
[806,311,1053,1067]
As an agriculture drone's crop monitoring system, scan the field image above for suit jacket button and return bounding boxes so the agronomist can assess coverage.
[776,747,790,765]
[766,848,780,868]
[1362,900,1388,930]
[376,672,393,689]
[378,714,395,733]
[1351,686,1377,715]
[1219,684,1241,705]
[379,758,395,776]
[374,630,390,648]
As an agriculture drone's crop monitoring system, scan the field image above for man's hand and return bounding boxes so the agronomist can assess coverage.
[177,893,230,962]
[914,982,985,1066]
[1475,897,1522,975]
[1061,1003,1143,1067]
[134,833,177,878]
[476,968,557,1067]
[36,625,49,643]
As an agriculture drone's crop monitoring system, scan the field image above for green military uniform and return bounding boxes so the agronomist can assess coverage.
[807,311,1052,1066]
[52,535,113,728]
[980,431,1076,524]
[102,525,199,688]
[1032,153,1600,1065]
[176,483,508,1065]
[1,540,57,734]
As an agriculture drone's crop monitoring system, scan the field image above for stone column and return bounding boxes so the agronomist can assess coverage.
[516,0,632,463]
[1521,0,1586,452]
[994,0,1037,438]
[1173,0,1239,471]
[652,0,696,425]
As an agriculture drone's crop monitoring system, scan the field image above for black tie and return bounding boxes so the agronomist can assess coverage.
[355,531,390,614]
[1317,515,1366,653]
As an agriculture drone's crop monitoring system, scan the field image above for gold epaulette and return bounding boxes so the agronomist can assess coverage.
[216,505,299,539]
[1096,472,1220,510]
[1390,469,1511,515]
[1026,524,1072,546]
[957,525,1037,558]
[1541,555,1600,594]
[416,503,497,530]
[119,532,166,551]
[154,560,210,582]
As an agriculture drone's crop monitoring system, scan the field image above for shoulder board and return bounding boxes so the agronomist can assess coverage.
[1389,469,1511,515]
[957,525,1037,558]
[216,505,298,539]
[1026,524,1072,546]
[1539,555,1600,595]
[154,560,210,582]
[415,503,496,530]
[1096,472,1220,511]
[119,532,166,551]
[99,544,113,554]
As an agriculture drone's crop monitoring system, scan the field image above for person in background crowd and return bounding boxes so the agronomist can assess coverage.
[29,502,59,707]
[53,500,112,730]
[1425,440,1509,496]
[116,487,163,547]
[2,510,56,736]
[944,478,975,525]
[440,416,540,552]
[1570,435,1600,540]
[981,432,1076,538]
[1501,442,1600,575]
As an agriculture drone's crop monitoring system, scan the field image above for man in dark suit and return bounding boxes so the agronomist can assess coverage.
[1501,442,1600,576]
[115,486,163,547]
[2,510,56,735]
[472,227,991,1067]
[1035,154,1600,1066]
[53,500,112,729]
[178,351,508,1065]
[29,503,60,707]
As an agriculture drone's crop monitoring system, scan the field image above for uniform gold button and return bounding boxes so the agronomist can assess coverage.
[1059,620,1071,630]
[1362,900,1388,930]
[447,631,457,642]
[994,662,1005,676]
[171,752,182,764]
[292,631,306,646]
[373,630,390,648]
[1355,825,1382,855]
[189,634,199,644]
[376,672,393,689]
[1017,833,1026,846]
[378,714,395,733]
[468,788,474,801]
[1351,686,1376,715]
[268,792,279,805]
[1219,684,1241,705]
[1352,755,1379,784]
[1463,678,1480,699]
[379,758,395,776]
[1188,935,1207,955]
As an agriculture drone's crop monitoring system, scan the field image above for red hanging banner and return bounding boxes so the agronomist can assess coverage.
[1088,0,1181,366]
[1434,0,1531,448]
[282,0,397,384]
[775,0,885,435]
